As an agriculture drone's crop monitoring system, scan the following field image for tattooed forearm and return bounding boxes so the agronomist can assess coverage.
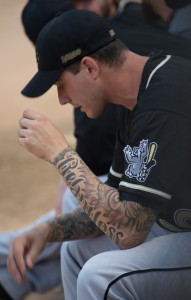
[50,147,158,248]
[47,207,103,242]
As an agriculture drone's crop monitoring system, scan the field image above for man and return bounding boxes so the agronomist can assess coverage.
[109,0,191,59]
[141,0,191,41]
[71,0,120,17]
[7,9,191,300]
[21,1,118,178]
[0,1,118,300]
[166,0,191,41]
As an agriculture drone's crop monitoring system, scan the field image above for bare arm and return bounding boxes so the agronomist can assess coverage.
[18,110,158,249]
[7,207,102,283]
[50,147,158,248]
[47,207,103,241]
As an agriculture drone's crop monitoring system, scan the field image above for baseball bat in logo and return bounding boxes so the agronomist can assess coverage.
[146,142,157,169]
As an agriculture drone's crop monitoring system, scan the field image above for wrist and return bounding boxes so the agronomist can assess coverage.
[49,146,73,167]
[36,222,52,243]
[48,144,70,165]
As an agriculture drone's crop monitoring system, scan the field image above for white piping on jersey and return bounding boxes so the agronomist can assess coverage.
[119,181,172,200]
[146,55,171,89]
[110,166,123,178]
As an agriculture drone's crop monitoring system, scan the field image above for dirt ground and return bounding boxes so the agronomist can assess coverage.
[0,1,75,299]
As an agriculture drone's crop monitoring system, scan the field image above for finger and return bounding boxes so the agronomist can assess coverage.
[23,109,42,120]
[19,117,33,129]
[18,128,29,138]
[7,256,25,283]
[18,137,27,147]
[7,240,26,283]
[25,224,48,268]
[25,247,36,269]
[25,241,42,269]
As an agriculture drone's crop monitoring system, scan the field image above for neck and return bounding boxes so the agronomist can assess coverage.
[104,51,148,110]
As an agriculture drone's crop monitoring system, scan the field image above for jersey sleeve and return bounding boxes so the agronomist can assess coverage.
[106,106,131,188]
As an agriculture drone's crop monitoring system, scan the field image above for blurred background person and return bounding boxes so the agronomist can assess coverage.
[71,0,120,17]
[141,0,191,41]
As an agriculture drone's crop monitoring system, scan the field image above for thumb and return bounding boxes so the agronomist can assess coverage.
[25,222,50,269]
[25,242,41,269]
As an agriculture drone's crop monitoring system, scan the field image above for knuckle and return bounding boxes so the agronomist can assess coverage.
[23,109,29,117]
[18,138,24,146]
[18,128,22,136]
[37,114,46,122]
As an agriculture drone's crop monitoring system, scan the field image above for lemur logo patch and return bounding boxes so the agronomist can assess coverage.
[123,139,158,182]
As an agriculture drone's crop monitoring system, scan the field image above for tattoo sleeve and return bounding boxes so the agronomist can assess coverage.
[47,207,103,242]
[50,147,158,248]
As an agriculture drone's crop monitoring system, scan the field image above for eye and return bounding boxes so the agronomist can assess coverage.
[57,84,64,91]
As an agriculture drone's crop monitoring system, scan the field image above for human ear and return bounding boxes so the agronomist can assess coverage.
[81,56,99,79]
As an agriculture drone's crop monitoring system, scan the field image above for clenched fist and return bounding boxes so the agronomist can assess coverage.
[18,110,68,162]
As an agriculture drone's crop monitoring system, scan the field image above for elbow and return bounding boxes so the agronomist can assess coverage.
[114,232,147,250]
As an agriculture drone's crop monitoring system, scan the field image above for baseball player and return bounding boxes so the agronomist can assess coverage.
[7,9,191,300]
[0,1,118,299]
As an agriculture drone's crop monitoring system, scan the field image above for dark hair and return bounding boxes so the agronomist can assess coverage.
[67,39,127,74]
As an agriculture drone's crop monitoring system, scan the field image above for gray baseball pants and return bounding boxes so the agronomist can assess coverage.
[61,221,191,300]
[0,209,62,299]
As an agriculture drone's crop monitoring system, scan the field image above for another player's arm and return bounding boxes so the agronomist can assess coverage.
[47,207,103,241]
[51,147,159,249]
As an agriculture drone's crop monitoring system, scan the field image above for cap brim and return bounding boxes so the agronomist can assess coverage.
[21,68,63,98]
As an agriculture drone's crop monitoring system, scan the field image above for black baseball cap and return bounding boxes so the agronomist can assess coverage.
[21,9,116,98]
[21,0,74,44]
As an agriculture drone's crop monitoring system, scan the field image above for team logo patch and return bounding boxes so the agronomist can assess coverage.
[123,139,158,182]
[174,209,191,230]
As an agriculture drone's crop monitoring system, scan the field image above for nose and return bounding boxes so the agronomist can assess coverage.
[57,89,70,105]
[58,95,71,105]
